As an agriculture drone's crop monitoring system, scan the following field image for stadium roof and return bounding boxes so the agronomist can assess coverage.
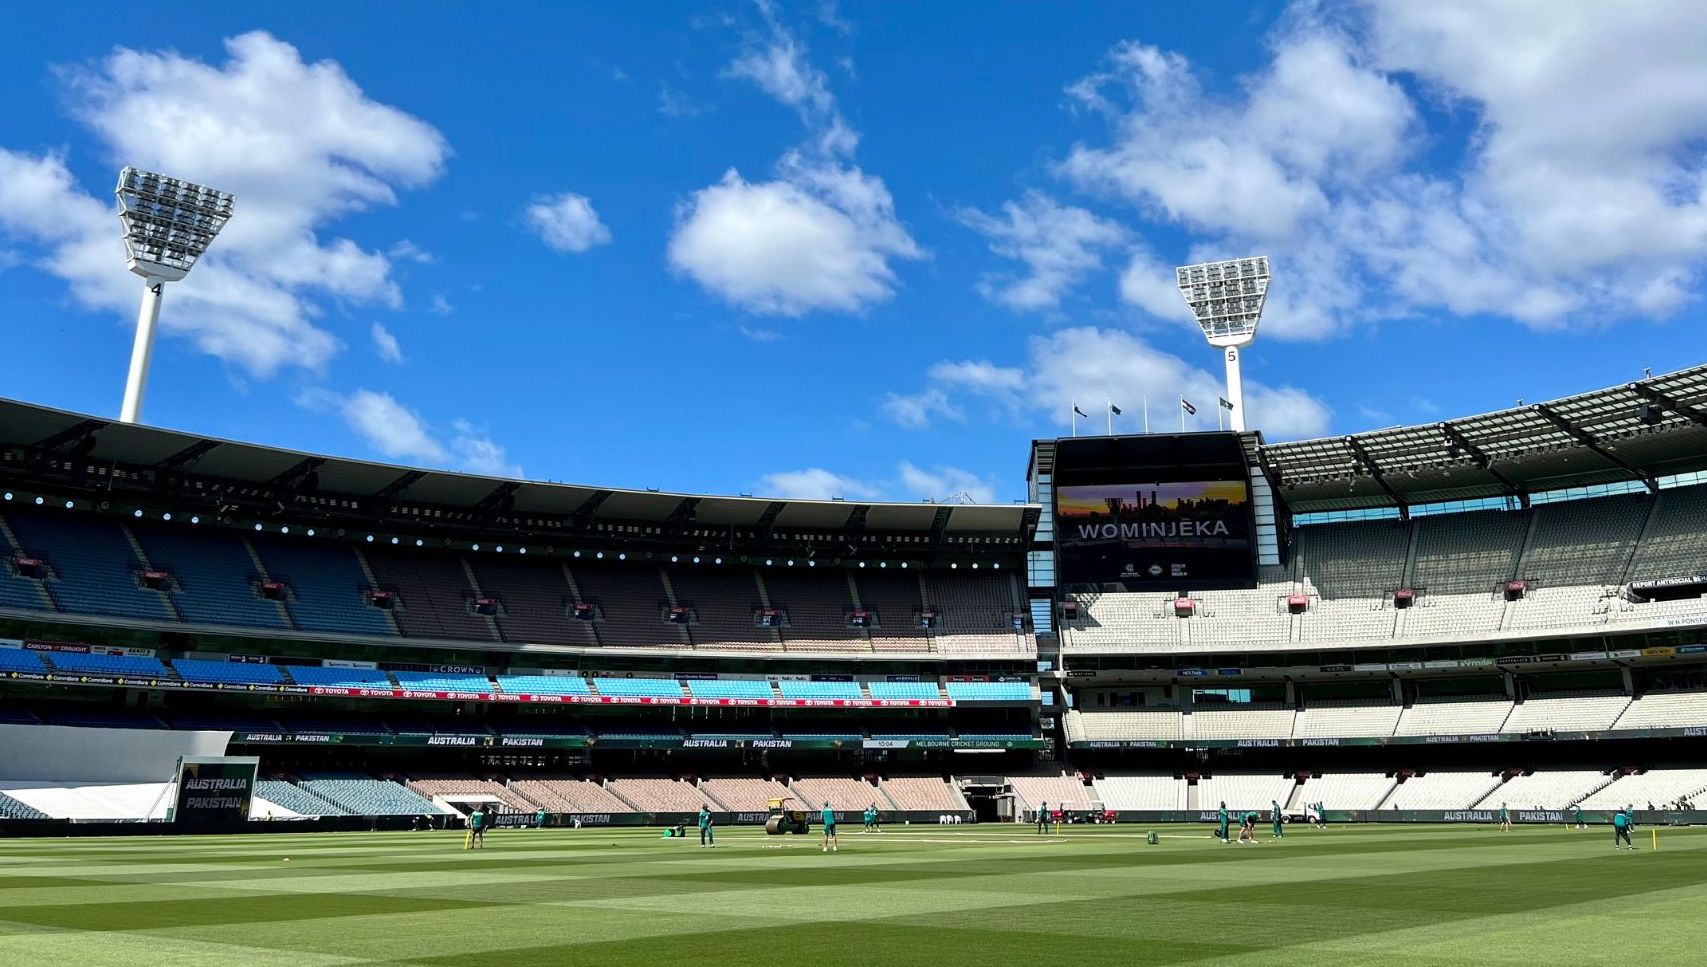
[1260,364,1707,513]
[0,397,1037,544]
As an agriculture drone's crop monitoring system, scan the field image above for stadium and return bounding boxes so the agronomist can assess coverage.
[4,362,1707,961]
[9,10,1707,964]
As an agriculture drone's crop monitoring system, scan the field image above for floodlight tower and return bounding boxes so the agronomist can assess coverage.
[1175,256,1270,433]
[114,167,235,424]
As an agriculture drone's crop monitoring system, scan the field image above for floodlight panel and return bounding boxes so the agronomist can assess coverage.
[1176,256,1270,343]
[116,167,235,279]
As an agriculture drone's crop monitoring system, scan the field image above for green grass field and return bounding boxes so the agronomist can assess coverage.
[2,823,1705,965]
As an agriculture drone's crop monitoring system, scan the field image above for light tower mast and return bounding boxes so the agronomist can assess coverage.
[114,167,235,424]
[1175,256,1271,433]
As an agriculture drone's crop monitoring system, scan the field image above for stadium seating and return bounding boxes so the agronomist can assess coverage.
[1580,769,1707,808]
[944,681,1033,702]
[590,677,686,700]
[0,648,47,673]
[1502,692,1631,732]
[1060,593,1183,651]
[1611,690,1707,729]
[298,775,445,815]
[391,671,494,693]
[686,678,775,701]
[364,549,495,641]
[789,775,882,810]
[852,572,930,653]
[1474,770,1612,810]
[697,776,792,810]
[0,518,56,612]
[1065,708,1183,742]
[251,537,397,637]
[5,512,174,621]
[1384,771,1503,810]
[880,775,966,811]
[44,652,167,677]
[405,774,529,812]
[1292,700,1402,738]
[668,569,779,650]
[1188,705,1296,740]
[468,557,586,646]
[866,680,941,701]
[569,565,679,648]
[1626,488,1707,581]
[1394,697,1513,736]
[1195,774,1294,811]
[254,779,350,816]
[496,674,591,697]
[0,790,47,819]
[1007,772,1095,810]
[1296,772,1395,810]
[505,776,633,813]
[286,665,394,688]
[606,776,715,812]
[170,659,283,685]
[131,523,287,629]
[777,680,864,702]
[1093,774,1184,810]
[765,571,866,652]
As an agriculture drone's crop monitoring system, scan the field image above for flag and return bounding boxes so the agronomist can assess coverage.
[1180,398,1197,415]
[1218,397,1235,411]
[1073,404,1089,418]
[1110,403,1122,416]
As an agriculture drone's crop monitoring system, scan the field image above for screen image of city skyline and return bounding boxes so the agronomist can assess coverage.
[1056,480,1247,516]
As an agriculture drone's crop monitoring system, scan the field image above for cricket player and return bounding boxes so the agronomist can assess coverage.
[1237,810,1259,845]
[1038,801,1051,835]
[1217,801,1230,843]
[466,805,487,850]
[1498,802,1510,831]
[698,803,715,848]
[1271,800,1284,839]
[1613,807,1634,850]
[821,801,838,853]
[1573,802,1586,829]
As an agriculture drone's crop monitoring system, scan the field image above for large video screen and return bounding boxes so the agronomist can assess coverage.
[1052,434,1255,590]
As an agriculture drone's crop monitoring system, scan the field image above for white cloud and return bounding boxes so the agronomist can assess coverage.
[757,462,998,503]
[339,389,445,463]
[957,192,1127,311]
[724,21,835,118]
[298,388,521,477]
[886,326,1331,440]
[429,293,454,315]
[658,83,713,119]
[897,463,997,504]
[881,388,961,430]
[370,322,403,364]
[668,160,921,315]
[0,32,447,376]
[525,192,611,253]
[387,239,435,264]
[1053,5,1707,333]
[673,5,917,315]
[738,324,781,342]
[756,468,880,501]
[449,419,523,478]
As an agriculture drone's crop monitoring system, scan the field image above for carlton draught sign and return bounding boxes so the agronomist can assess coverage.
[172,756,259,824]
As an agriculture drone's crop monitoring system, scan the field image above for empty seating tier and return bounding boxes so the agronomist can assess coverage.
[6,512,172,621]
[251,537,396,637]
[132,523,286,629]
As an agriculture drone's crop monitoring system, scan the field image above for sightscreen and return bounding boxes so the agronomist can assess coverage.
[171,755,259,824]
[1052,433,1255,590]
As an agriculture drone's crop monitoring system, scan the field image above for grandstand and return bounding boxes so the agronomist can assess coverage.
[2,368,1707,831]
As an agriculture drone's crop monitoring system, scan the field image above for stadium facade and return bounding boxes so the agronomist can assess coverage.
[3,366,1707,830]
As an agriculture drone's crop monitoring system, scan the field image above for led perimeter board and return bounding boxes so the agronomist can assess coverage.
[1052,433,1256,591]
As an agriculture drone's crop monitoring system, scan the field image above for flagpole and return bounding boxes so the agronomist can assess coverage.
[1218,404,1225,432]
[1106,399,1113,436]
[1071,401,1078,438]
[1180,397,1185,433]
[1143,395,1149,434]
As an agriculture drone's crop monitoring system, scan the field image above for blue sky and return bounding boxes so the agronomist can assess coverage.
[3,1,1707,504]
